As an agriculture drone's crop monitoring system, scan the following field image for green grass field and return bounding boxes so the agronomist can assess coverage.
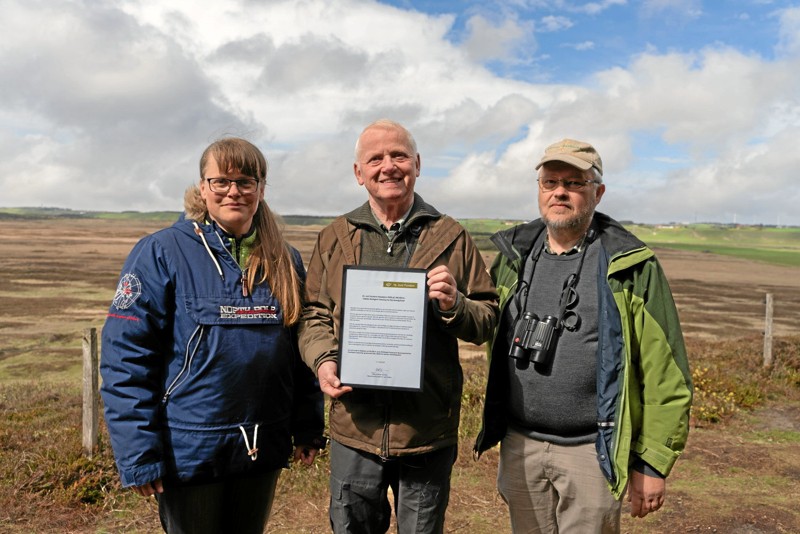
[460,218,800,267]
[626,223,800,267]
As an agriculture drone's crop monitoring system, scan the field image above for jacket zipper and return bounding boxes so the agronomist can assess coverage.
[214,231,249,297]
[474,255,521,459]
[380,403,390,460]
[162,325,204,404]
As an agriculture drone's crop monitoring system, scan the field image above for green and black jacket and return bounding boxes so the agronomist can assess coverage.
[474,212,693,499]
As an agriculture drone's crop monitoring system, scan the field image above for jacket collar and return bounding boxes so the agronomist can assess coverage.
[345,193,442,231]
[491,212,649,265]
[175,214,248,254]
[491,219,545,265]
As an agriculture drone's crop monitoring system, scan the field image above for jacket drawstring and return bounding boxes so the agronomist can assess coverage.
[239,424,259,461]
[193,222,224,279]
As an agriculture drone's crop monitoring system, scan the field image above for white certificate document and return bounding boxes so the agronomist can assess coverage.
[339,266,428,391]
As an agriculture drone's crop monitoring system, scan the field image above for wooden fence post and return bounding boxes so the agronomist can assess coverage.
[763,293,773,368]
[82,327,99,457]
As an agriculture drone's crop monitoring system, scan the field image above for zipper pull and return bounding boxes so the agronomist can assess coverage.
[386,222,401,256]
[241,271,249,297]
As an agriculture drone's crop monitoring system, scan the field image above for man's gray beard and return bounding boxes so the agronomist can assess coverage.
[542,205,594,232]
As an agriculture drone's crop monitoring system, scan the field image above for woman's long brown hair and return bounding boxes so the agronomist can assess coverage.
[188,137,302,326]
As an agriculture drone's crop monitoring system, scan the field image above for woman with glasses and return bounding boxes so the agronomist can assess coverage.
[100,137,325,534]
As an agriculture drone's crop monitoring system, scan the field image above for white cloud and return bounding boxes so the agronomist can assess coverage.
[462,14,535,63]
[580,0,628,16]
[775,6,800,57]
[567,41,595,51]
[1,0,799,226]
[641,0,702,19]
[505,0,626,16]
[539,15,573,32]
[627,128,800,225]
[593,47,800,147]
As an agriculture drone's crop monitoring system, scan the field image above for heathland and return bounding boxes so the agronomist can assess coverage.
[1,209,799,533]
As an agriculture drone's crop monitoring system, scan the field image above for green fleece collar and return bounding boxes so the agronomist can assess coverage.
[205,219,257,268]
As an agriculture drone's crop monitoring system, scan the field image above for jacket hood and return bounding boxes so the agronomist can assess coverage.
[184,185,207,223]
[490,219,545,265]
[175,187,224,241]
[592,212,648,258]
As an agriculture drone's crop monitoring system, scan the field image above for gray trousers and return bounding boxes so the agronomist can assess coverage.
[329,440,457,534]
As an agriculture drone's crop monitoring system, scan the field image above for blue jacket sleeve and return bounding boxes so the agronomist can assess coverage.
[100,236,173,487]
[290,334,326,448]
[287,249,326,448]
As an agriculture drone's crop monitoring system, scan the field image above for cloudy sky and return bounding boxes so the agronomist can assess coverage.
[3,0,799,225]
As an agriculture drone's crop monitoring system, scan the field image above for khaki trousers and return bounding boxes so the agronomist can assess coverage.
[497,428,621,534]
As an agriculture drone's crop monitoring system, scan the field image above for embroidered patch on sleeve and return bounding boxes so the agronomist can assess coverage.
[112,273,142,310]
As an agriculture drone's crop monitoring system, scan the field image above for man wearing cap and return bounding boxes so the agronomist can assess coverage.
[474,138,692,532]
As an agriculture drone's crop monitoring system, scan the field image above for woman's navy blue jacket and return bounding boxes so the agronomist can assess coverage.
[100,215,324,487]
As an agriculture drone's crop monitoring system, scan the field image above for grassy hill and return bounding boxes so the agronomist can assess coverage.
[459,219,800,268]
[625,223,800,267]
[0,207,180,222]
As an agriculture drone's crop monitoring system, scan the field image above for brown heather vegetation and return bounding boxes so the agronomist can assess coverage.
[1,218,799,533]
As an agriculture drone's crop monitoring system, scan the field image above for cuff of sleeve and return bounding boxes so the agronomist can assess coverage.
[313,352,339,373]
[632,457,666,478]
[119,461,166,488]
[434,292,462,320]
[295,435,328,450]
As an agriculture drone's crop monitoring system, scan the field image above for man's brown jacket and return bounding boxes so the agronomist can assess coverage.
[299,196,499,457]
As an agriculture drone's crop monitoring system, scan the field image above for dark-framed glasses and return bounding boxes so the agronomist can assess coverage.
[538,178,599,192]
[205,177,260,194]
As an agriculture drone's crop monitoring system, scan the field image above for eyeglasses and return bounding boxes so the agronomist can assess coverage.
[538,178,599,192]
[205,177,260,194]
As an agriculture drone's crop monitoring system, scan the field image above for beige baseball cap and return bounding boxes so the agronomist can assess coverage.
[535,138,603,175]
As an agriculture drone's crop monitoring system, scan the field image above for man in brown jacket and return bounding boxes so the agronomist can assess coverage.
[299,119,499,533]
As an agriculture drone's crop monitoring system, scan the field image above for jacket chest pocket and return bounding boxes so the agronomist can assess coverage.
[182,293,284,326]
